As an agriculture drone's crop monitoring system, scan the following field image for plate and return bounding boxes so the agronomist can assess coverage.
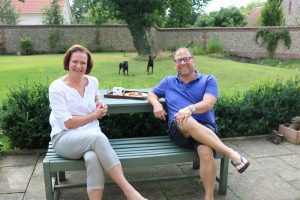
[104,90,148,100]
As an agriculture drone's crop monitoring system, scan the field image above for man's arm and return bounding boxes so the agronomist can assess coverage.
[175,93,217,123]
[191,93,217,114]
[147,91,167,121]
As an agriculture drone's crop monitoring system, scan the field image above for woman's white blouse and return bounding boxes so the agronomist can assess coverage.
[49,75,101,139]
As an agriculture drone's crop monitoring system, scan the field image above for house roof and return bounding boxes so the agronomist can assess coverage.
[12,0,66,14]
[247,7,261,27]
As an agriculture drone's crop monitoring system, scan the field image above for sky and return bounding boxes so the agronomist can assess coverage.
[203,0,265,13]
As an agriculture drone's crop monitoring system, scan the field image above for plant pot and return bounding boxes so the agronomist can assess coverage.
[279,124,300,144]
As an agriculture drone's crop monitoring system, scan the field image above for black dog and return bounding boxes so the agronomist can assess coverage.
[146,54,157,75]
[119,61,128,76]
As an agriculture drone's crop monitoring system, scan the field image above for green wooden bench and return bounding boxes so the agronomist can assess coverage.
[43,91,229,199]
[43,135,229,200]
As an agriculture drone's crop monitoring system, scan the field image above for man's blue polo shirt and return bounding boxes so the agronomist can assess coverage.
[152,72,219,131]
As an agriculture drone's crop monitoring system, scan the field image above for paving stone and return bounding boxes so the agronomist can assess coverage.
[0,166,33,193]
[59,187,88,200]
[228,138,294,158]
[122,166,156,180]
[0,193,23,200]
[283,142,300,154]
[227,169,300,199]
[256,155,300,181]
[23,174,45,200]
[290,180,300,190]
[152,165,184,178]
[159,178,198,197]
[0,154,38,167]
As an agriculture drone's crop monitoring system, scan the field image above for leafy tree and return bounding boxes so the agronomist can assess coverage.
[42,0,64,25]
[164,0,193,27]
[260,0,284,26]
[195,7,246,27]
[89,0,210,55]
[0,0,20,25]
[71,0,89,23]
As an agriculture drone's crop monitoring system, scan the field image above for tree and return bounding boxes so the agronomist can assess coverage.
[164,0,193,27]
[71,0,89,23]
[89,0,210,55]
[0,0,20,25]
[260,0,284,26]
[195,7,246,27]
[42,0,64,25]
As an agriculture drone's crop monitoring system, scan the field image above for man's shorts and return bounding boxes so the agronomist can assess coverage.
[167,119,220,151]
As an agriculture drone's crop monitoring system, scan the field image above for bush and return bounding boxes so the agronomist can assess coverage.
[1,78,298,149]
[206,38,224,54]
[0,82,51,149]
[190,43,205,55]
[216,78,300,137]
[19,37,33,55]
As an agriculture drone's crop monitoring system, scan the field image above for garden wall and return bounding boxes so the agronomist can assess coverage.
[1,24,300,58]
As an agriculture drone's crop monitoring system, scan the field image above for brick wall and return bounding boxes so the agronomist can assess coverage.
[1,24,300,58]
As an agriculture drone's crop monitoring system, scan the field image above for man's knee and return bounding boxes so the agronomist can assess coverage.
[197,145,214,163]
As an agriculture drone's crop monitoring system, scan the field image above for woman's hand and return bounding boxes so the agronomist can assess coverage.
[93,103,108,119]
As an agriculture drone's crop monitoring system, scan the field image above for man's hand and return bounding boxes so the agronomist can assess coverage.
[153,102,167,121]
[175,107,192,124]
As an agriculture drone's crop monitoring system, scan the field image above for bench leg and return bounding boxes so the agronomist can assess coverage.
[58,171,66,182]
[218,156,229,195]
[43,162,53,200]
[192,160,200,169]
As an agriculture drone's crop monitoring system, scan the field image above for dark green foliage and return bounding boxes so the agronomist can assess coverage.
[255,28,291,57]
[0,82,51,149]
[216,78,300,137]
[42,0,64,25]
[1,78,298,149]
[19,37,33,55]
[195,7,247,27]
[101,113,168,138]
[260,0,284,26]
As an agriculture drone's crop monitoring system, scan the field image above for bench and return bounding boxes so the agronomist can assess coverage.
[43,90,229,199]
[43,135,229,200]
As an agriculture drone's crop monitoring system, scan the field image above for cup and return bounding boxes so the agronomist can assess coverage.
[112,87,125,95]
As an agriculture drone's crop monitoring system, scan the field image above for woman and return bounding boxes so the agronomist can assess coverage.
[49,44,146,200]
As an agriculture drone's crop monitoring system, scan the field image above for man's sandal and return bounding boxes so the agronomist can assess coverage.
[231,156,250,173]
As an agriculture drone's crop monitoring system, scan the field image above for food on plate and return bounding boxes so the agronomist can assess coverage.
[125,92,141,96]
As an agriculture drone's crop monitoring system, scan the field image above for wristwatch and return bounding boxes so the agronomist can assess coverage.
[188,105,196,113]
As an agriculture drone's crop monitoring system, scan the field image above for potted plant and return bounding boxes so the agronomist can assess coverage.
[279,116,300,144]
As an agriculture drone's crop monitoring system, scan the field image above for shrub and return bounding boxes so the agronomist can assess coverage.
[0,82,51,149]
[1,78,298,149]
[19,37,33,55]
[216,78,300,137]
[190,43,205,55]
[206,38,224,54]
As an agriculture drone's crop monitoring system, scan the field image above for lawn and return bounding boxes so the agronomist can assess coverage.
[0,52,299,150]
[0,52,299,103]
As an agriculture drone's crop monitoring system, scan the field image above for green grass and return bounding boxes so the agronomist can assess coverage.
[0,52,299,103]
[0,52,299,150]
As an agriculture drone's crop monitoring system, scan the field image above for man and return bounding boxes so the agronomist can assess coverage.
[147,47,250,200]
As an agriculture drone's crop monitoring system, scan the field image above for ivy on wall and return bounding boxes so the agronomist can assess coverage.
[255,28,291,57]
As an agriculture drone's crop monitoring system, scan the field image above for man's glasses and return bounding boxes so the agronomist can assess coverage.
[174,57,193,64]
